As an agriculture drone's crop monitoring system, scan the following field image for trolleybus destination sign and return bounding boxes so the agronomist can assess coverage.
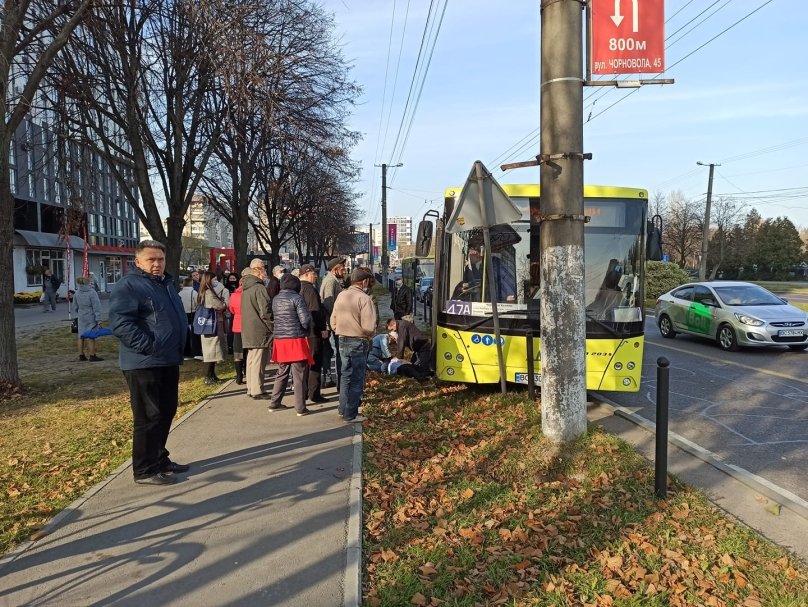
[591,0,665,75]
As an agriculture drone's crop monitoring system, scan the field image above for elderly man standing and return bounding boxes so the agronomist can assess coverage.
[109,240,189,486]
[330,267,377,423]
[240,264,275,400]
[319,256,345,388]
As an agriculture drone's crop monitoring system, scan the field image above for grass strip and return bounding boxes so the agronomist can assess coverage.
[361,375,808,606]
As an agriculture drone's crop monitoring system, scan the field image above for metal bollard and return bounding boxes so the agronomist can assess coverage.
[654,357,670,499]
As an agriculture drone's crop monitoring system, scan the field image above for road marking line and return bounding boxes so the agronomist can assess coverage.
[650,340,808,385]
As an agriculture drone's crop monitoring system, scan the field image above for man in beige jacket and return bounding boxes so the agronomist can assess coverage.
[330,267,376,422]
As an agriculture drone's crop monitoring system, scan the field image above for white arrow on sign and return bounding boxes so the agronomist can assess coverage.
[611,0,639,33]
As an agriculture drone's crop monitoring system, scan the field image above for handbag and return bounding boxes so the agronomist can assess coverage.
[71,318,78,334]
[193,306,218,336]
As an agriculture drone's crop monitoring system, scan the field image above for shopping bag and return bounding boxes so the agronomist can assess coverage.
[80,327,113,339]
[192,307,217,336]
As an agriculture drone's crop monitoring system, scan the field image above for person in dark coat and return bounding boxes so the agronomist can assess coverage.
[108,240,189,486]
[391,277,414,320]
[240,266,273,399]
[299,264,329,403]
[269,273,313,415]
[41,267,61,312]
[386,318,432,371]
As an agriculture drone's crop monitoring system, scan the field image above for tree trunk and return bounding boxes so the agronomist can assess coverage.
[0,151,21,388]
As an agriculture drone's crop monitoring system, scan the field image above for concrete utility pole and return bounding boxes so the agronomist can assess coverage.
[539,0,588,442]
[377,162,402,281]
[697,161,718,281]
[368,223,374,270]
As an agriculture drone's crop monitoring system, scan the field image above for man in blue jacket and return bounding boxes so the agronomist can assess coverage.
[109,240,189,486]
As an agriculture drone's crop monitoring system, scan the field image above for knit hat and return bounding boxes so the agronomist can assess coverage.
[350,267,373,283]
[279,273,301,292]
[327,257,346,270]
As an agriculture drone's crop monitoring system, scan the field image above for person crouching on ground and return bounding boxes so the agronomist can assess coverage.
[367,331,396,373]
[72,276,103,361]
[108,239,189,486]
[197,271,229,385]
[330,267,377,422]
[269,273,313,416]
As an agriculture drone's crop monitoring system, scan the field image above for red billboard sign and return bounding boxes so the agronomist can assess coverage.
[591,0,665,75]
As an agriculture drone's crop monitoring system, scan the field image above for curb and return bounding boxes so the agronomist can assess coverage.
[344,424,363,607]
[590,392,808,521]
[0,382,222,574]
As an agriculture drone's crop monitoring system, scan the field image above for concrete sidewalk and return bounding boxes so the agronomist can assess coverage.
[0,376,362,607]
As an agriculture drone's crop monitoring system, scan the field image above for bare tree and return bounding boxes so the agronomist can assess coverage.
[48,0,242,279]
[707,196,745,279]
[663,190,702,268]
[0,0,93,391]
[201,0,360,269]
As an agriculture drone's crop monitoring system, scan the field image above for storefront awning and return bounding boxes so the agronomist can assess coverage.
[14,229,87,250]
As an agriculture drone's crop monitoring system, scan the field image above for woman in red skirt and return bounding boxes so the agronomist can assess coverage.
[269,273,314,415]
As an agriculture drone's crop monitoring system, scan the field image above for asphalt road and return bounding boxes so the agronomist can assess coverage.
[606,314,808,503]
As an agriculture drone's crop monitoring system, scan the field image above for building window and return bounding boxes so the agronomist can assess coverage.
[105,256,122,284]
[25,250,43,287]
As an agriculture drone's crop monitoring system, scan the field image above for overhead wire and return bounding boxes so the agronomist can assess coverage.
[365,1,401,223]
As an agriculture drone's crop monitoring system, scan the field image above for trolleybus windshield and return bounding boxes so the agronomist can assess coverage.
[442,197,645,332]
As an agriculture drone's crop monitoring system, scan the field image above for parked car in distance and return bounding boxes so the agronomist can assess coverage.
[655,281,808,351]
[417,277,433,302]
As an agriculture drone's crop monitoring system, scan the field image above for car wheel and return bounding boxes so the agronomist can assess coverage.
[658,314,676,339]
[788,344,808,351]
[717,324,739,351]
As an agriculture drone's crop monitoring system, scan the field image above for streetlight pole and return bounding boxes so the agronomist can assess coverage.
[377,162,402,282]
[697,161,719,281]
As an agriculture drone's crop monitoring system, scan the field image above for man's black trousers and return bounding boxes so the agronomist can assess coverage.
[123,366,180,478]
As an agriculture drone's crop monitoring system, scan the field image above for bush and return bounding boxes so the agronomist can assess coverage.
[14,291,42,305]
[645,261,689,300]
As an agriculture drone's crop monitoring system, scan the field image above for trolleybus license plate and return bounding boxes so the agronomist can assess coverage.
[514,373,541,385]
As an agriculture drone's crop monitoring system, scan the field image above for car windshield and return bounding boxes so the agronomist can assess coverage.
[713,285,785,306]
[421,278,433,288]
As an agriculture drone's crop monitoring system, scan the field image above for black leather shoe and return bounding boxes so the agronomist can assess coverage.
[250,393,271,400]
[203,377,221,385]
[310,395,328,403]
[267,404,291,411]
[161,461,190,473]
[134,472,177,486]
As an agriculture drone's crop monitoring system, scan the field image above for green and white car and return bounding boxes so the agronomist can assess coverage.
[655,281,808,351]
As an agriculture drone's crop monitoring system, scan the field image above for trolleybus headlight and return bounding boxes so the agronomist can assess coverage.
[456,354,464,362]
[614,362,623,370]
[627,362,635,370]
[622,378,631,386]
[447,368,455,376]
[444,352,452,360]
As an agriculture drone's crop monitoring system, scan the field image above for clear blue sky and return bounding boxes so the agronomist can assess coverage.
[324,0,808,231]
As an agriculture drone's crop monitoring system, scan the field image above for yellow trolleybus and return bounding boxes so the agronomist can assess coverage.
[431,184,654,392]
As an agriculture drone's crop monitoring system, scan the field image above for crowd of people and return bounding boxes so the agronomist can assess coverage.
[107,241,434,486]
